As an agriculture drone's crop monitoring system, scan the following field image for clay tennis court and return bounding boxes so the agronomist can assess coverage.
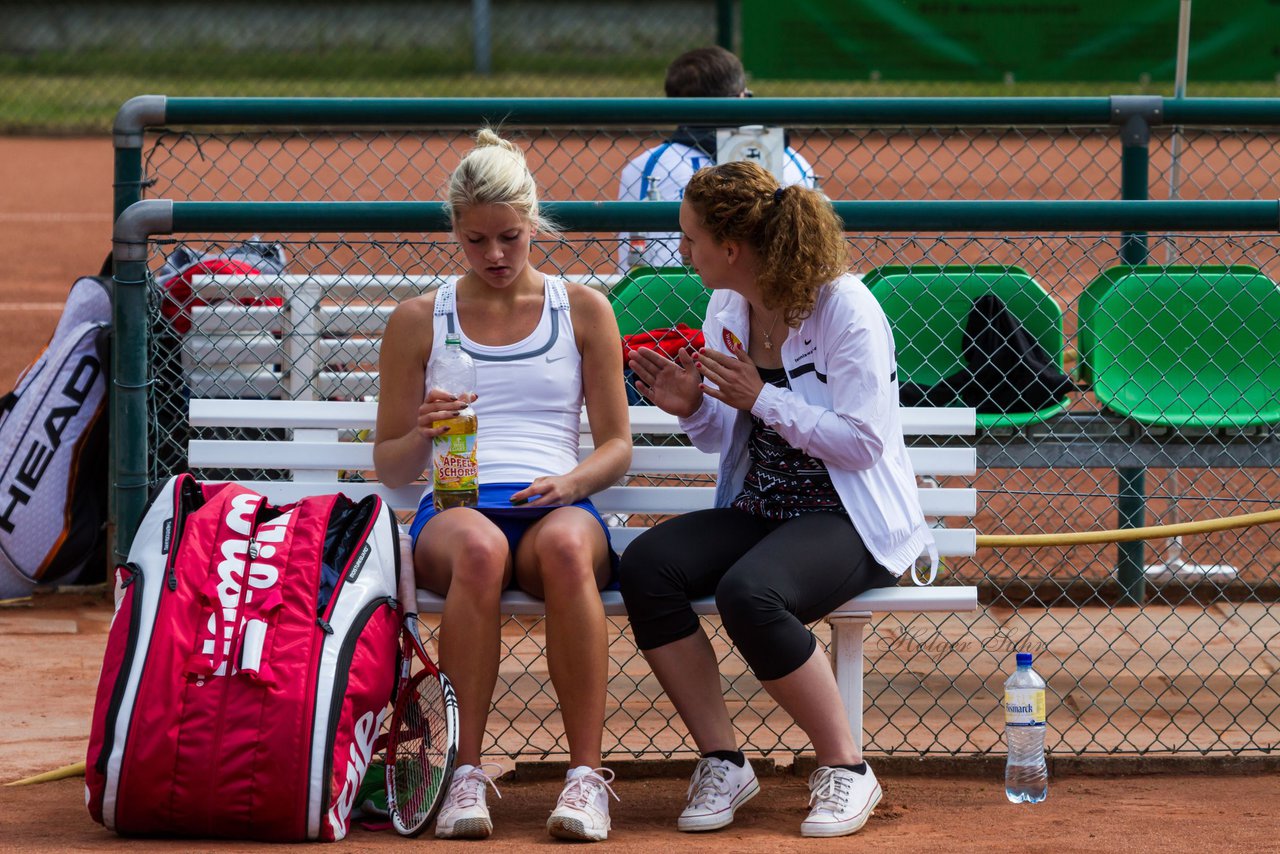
[2,137,1277,850]
[2,589,1278,852]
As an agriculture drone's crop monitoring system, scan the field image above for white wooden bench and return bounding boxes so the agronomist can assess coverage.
[188,399,979,754]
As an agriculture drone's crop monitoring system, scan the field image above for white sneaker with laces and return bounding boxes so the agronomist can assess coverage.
[546,765,619,841]
[677,755,760,832]
[435,763,503,839]
[800,764,881,838]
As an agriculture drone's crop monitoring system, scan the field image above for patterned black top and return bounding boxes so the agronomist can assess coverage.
[731,366,845,520]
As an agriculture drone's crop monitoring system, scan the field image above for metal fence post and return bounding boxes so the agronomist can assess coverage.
[112,96,166,221]
[1111,96,1163,606]
[110,200,173,561]
[473,0,492,76]
[716,0,736,52]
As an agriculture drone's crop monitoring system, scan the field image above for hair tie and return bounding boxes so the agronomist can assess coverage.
[773,187,785,203]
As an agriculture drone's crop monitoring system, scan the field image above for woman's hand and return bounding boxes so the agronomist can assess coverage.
[695,343,765,412]
[509,474,581,508]
[416,388,476,440]
[628,346,703,417]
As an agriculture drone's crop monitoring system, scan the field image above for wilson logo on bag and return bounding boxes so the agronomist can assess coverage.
[85,475,401,842]
[0,276,110,599]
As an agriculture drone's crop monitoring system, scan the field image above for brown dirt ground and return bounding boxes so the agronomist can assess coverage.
[1,592,1276,853]
[0,138,113,390]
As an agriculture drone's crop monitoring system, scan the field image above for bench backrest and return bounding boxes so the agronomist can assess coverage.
[187,401,978,558]
[181,274,620,400]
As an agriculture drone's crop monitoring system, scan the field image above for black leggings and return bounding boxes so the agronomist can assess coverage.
[618,508,898,681]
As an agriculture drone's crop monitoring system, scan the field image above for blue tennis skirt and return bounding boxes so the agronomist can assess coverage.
[408,482,620,586]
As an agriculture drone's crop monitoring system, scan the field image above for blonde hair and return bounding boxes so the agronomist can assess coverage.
[445,128,557,234]
[683,160,848,326]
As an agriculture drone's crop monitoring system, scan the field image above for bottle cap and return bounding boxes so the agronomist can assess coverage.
[445,334,461,346]
[1016,652,1033,667]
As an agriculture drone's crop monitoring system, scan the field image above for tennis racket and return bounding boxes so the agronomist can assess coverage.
[386,557,459,837]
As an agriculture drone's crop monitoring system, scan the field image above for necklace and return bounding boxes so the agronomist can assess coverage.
[757,309,781,350]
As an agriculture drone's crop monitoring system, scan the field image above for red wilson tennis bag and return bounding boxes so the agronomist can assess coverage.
[0,275,110,598]
[86,474,401,841]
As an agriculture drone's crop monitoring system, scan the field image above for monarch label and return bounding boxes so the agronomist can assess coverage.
[432,432,478,493]
[1004,688,1046,726]
[161,518,173,555]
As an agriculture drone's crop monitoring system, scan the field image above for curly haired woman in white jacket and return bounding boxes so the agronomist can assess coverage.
[620,160,935,839]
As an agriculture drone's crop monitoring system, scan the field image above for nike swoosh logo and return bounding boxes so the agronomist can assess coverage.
[803,339,813,346]
[546,353,567,363]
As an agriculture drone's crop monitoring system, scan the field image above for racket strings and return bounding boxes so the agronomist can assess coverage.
[389,675,450,829]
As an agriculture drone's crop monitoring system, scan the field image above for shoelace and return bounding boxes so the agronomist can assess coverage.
[807,767,854,814]
[686,759,731,809]
[444,763,504,810]
[558,767,620,811]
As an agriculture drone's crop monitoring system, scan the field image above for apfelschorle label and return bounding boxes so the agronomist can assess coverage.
[432,432,478,493]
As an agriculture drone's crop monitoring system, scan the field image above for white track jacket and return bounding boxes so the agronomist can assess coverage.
[678,274,936,579]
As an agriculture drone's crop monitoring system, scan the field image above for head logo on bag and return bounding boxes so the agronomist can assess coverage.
[0,275,110,598]
[0,353,100,533]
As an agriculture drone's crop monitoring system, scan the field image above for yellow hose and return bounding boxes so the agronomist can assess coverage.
[5,761,85,786]
[976,507,1280,548]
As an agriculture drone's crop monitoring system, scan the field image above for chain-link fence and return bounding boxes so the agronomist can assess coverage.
[131,124,1280,208]
[112,99,1280,249]
[111,197,1280,759]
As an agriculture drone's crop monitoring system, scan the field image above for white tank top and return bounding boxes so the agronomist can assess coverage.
[429,276,582,484]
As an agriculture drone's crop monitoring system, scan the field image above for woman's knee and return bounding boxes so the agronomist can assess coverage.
[618,532,688,606]
[437,522,508,591]
[531,522,600,590]
[715,571,784,637]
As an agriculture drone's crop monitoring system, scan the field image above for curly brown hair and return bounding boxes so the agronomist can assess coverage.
[683,160,848,326]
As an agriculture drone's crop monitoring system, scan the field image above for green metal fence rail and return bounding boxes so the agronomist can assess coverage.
[111,199,1280,760]
[112,95,1280,219]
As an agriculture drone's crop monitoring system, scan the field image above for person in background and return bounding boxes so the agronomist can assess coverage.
[374,129,632,842]
[620,160,935,838]
[616,46,816,273]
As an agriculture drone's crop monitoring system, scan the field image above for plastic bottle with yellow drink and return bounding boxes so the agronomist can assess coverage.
[428,334,479,511]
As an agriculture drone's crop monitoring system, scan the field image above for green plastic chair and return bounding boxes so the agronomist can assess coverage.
[864,265,1070,429]
[1088,268,1280,428]
[1077,265,1262,387]
[608,266,709,337]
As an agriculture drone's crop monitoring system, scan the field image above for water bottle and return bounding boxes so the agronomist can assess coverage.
[645,175,663,202]
[427,334,479,511]
[627,176,662,264]
[1004,651,1048,803]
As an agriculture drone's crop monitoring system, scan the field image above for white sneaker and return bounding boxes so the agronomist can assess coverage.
[435,763,502,839]
[546,765,618,842]
[800,764,881,838]
[677,755,760,832]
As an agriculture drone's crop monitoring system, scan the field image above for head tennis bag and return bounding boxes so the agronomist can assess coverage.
[0,275,110,599]
[86,474,401,842]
